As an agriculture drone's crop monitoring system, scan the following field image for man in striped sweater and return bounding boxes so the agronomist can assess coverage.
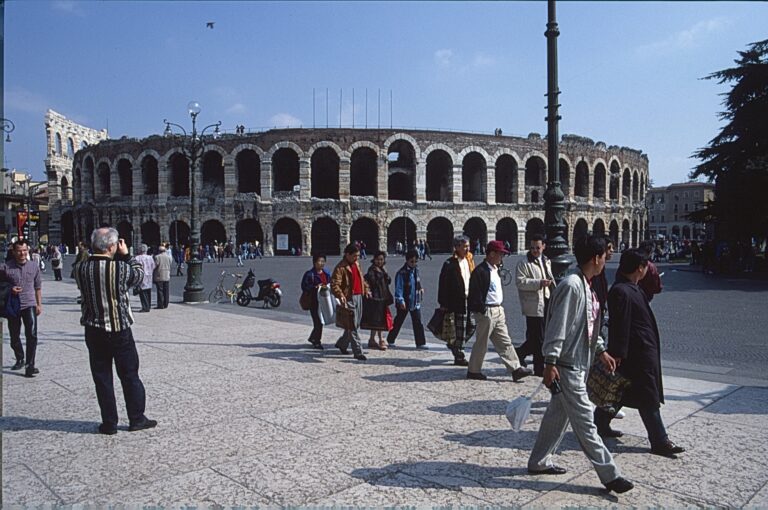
[75,227,157,435]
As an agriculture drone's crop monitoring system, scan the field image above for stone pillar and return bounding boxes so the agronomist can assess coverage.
[378,156,388,201]
[518,229,527,252]
[223,155,236,203]
[587,168,594,206]
[261,160,272,202]
[110,162,120,200]
[452,164,462,203]
[338,156,351,201]
[339,222,349,254]
[617,174,624,206]
[132,162,143,199]
[156,156,167,201]
[415,160,426,203]
[486,165,496,205]
[299,157,310,201]
[517,168,527,203]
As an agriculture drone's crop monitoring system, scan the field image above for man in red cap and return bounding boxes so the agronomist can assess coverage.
[466,240,532,381]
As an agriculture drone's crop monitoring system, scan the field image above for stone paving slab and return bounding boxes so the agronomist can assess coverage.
[2,278,768,507]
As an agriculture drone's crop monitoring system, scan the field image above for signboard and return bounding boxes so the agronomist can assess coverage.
[276,234,289,251]
[16,210,39,241]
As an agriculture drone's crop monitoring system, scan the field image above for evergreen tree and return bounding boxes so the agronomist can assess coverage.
[689,39,768,243]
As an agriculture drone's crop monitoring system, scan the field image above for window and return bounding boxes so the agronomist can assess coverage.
[684,191,689,198]
[674,204,678,213]
[674,215,678,221]
[684,203,689,212]
[661,215,665,222]
[674,194,679,201]
[651,215,655,223]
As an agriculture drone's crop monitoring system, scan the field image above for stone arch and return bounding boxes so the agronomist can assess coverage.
[311,217,341,255]
[593,162,607,200]
[201,219,227,247]
[524,154,547,186]
[202,150,225,195]
[593,218,606,237]
[310,146,340,199]
[464,217,487,249]
[575,161,589,198]
[559,158,570,198]
[632,170,640,202]
[461,151,487,202]
[610,160,621,200]
[117,158,132,197]
[84,156,95,200]
[95,160,111,198]
[61,176,72,201]
[426,217,453,254]
[382,133,421,160]
[525,217,545,245]
[426,149,453,202]
[140,221,161,249]
[169,220,190,247]
[609,219,620,247]
[574,218,589,244]
[387,216,417,253]
[350,216,380,253]
[272,146,300,193]
[273,217,302,255]
[61,210,75,251]
[350,146,378,197]
[168,151,190,197]
[116,221,134,248]
[496,218,518,254]
[622,168,631,200]
[531,189,540,203]
[495,154,518,204]
[387,138,417,201]
[67,137,75,158]
[141,154,159,195]
[55,132,62,155]
[236,218,264,246]
[235,149,261,194]
[621,219,630,247]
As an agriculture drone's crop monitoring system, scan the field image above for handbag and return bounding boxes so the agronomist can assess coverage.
[587,359,632,410]
[299,290,312,311]
[0,281,20,318]
[426,308,446,338]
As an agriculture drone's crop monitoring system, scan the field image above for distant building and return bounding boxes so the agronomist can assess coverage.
[0,169,47,246]
[646,181,714,241]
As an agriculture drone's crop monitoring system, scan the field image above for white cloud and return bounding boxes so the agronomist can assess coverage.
[226,103,247,115]
[51,1,85,16]
[472,53,496,68]
[434,49,454,67]
[5,87,49,114]
[269,113,303,128]
[434,49,498,72]
[636,17,734,57]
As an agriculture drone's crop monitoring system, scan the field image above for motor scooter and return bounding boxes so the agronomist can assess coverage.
[236,269,282,308]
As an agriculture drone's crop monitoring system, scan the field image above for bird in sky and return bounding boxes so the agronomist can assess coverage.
[206,22,215,29]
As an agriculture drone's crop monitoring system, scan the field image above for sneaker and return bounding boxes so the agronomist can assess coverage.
[98,423,118,435]
[128,419,158,432]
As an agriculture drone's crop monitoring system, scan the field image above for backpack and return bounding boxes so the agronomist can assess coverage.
[0,281,21,318]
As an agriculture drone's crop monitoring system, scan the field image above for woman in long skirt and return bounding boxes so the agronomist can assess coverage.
[363,251,393,350]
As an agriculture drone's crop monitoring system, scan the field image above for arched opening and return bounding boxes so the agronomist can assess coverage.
[525,218,545,246]
[682,225,691,240]
[531,190,540,203]
[350,147,378,197]
[67,137,75,158]
[462,152,487,202]
[61,176,71,201]
[117,159,132,197]
[169,153,189,197]
[426,150,452,202]
[311,217,341,255]
[593,163,606,200]
[141,156,159,195]
[201,219,227,247]
[622,168,631,201]
[525,156,546,186]
[350,217,380,253]
[272,148,300,192]
[55,133,62,155]
[496,218,518,254]
[559,158,570,198]
[387,217,417,253]
[169,220,190,247]
[610,161,620,200]
[426,217,454,254]
[202,151,224,196]
[575,161,589,198]
[632,171,640,202]
[236,150,261,194]
[609,220,620,247]
[574,218,589,244]
[61,211,75,252]
[311,147,340,199]
[273,217,302,255]
[96,162,110,197]
[495,154,518,204]
[593,218,606,237]
[632,219,639,247]
[464,217,487,250]
[117,221,134,248]
[387,140,416,201]
[84,157,95,200]
[140,221,161,249]
[622,219,630,247]
[236,218,264,246]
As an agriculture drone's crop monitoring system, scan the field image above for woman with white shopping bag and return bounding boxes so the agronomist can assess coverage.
[300,254,331,349]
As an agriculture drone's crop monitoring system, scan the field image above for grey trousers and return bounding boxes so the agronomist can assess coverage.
[528,365,621,485]
[468,307,522,374]
[337,294,363,356]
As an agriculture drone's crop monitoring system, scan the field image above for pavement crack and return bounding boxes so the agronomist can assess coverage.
[21,462,65,505]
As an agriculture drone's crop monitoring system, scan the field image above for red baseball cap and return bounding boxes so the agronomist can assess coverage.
[486,240,510,254]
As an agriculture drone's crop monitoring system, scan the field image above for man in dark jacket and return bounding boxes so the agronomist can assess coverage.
[594,248,685,459]
[437,236,475,366]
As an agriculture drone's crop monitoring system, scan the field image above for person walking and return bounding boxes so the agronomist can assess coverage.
[437,235,475,366]
[134,244,155,313]
[74,227,157,435]
[50,245,63,281]
[0,239,43,378]
[153,245,172,309]
[515,234,556,376]
[362,251,393,351]
[593,248,686,458]
[466,240,531,381]
[301,254,331,349]
[527,235,633,494]
[331,243,370,361]
[387,249,427,349]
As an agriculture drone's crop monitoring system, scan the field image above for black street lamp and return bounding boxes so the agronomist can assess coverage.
[1,118,14,142]
[542,0,574,279]
[164,101,220,303]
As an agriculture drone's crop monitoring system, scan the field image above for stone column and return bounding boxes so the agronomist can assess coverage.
[587,168,594,206]
[517,168,527,203]
[518,228,528,252]
[299,157,310,201]
[156,156,167,201]
[132,162,143,199]
[223,155,236,203]
[452,164,463,202]
[415,160,426,203]
[110,162,120,200]
[486,164,496,205]
[260,160,272,202]
[378,156,388,201]
[338,156,351,201]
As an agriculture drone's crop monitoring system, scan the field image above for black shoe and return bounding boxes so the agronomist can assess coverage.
[24,367,39,378]
[307,337,315,344]
[416,344,429,350]
[11,359,24,370]
[311,342,324,350]
[354,354,367,361]
[512,366,533,382]
[528,465,567,475]
[598,427,624,438]
[334,341,349,355]
[651,440,685,458]
[98,423,118,435]
[128,418,158,432]
[605,477,634,493]
[467,371,487,380]
[453,358,469,366]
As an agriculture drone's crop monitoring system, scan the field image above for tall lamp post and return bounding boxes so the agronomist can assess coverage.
[164,102,220,303]
[1,118,14,142]
[542,0,573,279]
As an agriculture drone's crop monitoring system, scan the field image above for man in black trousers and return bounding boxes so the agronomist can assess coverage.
[74,227,157,435]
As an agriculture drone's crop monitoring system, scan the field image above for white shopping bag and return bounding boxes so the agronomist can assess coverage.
[506,383,545,432]
[317,285,335,325]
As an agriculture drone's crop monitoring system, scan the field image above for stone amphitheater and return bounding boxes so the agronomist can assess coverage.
[48,127,649,255]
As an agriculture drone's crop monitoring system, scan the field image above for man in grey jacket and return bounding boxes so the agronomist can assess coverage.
[527,235,634,494]
[153,244,172,309]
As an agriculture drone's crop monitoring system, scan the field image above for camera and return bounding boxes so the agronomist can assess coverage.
[549,378,562,395]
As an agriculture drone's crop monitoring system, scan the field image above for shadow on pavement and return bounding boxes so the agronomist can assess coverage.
[428,399,509,416]
[0,416,98,434]
[364,368,465,383]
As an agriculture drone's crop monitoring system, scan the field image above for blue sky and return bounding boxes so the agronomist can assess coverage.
[4,1,767,185]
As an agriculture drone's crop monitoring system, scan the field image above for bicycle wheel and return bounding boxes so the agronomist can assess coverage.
[500,269,513,286]
[208,288,224,303]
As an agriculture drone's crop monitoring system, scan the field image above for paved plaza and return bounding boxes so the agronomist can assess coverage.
[2,259,768,507]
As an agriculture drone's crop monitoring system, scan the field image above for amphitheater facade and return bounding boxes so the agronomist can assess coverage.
[48,127,649,256]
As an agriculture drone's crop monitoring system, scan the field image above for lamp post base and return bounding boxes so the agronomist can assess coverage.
[183,258,206,303]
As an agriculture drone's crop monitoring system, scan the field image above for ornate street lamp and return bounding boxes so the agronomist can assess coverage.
[542,0,574,279]
[164,101,221,303]
[1,118,14,142]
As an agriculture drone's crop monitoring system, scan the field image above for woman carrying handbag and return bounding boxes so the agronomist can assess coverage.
[362,251,393,351]
[300,254,331,349]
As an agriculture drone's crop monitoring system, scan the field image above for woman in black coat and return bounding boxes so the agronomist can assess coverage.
[362,251,393,351]
[594,249,685,459]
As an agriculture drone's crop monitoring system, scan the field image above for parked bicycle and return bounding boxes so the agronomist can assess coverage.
[499,264,513,286]
[209,270,244,303]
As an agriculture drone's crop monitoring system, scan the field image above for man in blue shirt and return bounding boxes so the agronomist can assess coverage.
[387,250,427,348]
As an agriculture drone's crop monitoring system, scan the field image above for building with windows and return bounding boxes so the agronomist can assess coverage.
[646,181,714,241]
[54,128,649,255]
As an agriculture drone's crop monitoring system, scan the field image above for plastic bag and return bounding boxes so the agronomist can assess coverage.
[506,383,545,432]
[317,285,335,325]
